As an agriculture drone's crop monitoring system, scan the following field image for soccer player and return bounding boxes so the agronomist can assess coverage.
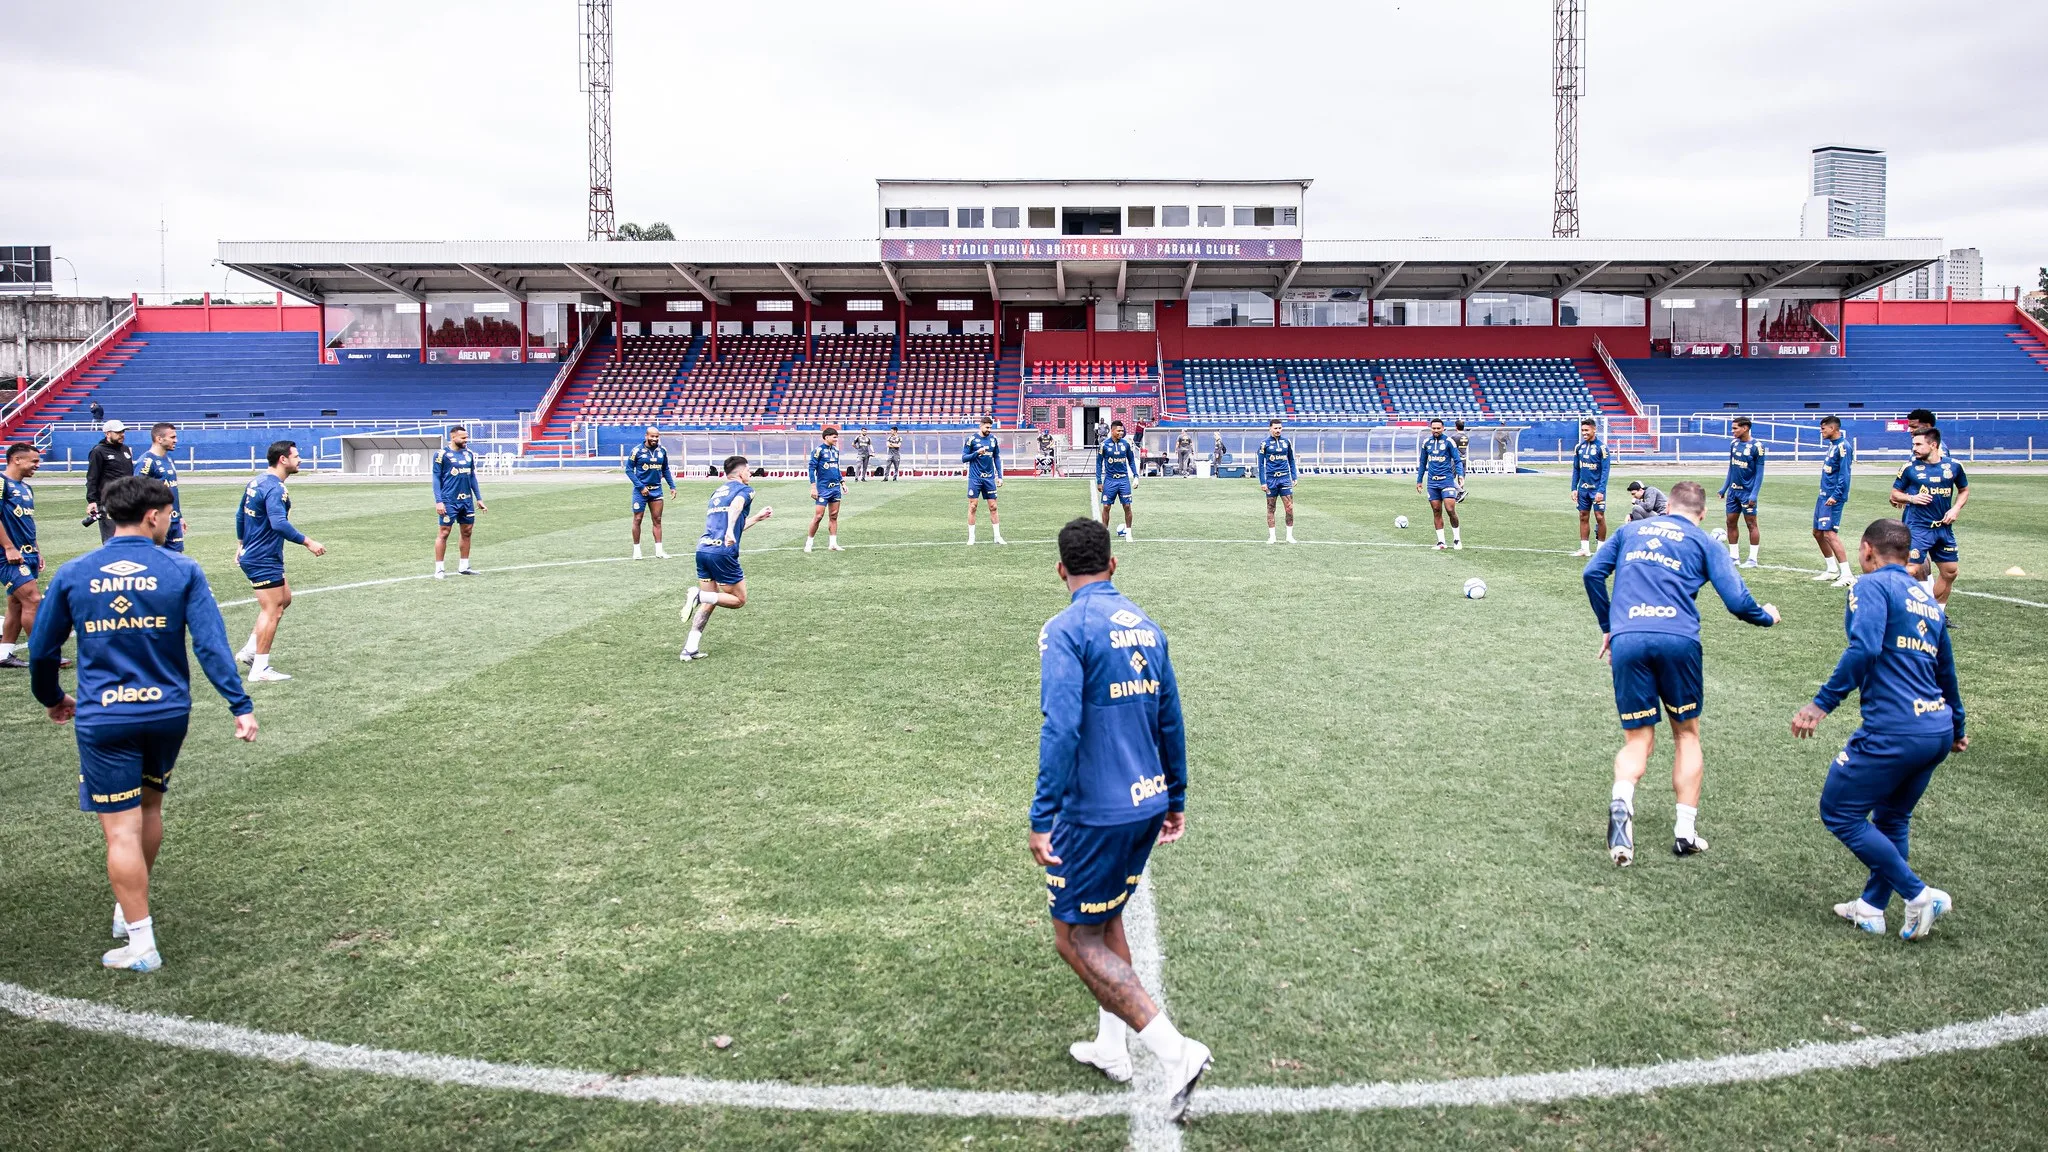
[1257,419,1298,544]
[1415,417,1465,550]
[1792,518,1965,941]
[1583,480,1779,865]
[805,426,844,553]
[1811,415,1855,587]
[1625,480,1668,522]
[3,442,66,670]
[1096,420,1139,539]
[431,426,486,578]
[1719,416,1766,567]
[962,416,1006,545]
[852,428,874,482]
[1905,408,1937,439]
[680,455,773,661]
[1031,517,1209,1119]
[1569,418,1610,556]
[132,423,185,553]
[884,427,904,481]
[627,426,676,560]
[234,441,327,682]
[29,475,257,972]
[1889,427,1969,606]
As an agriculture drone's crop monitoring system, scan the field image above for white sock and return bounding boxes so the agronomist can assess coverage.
[1611,780,1635,811]
[1286,527,1296,541]
[1906,887,1937,907]
[113,901,126,932]
[1136,1012,1187,1065]
[684,630,702,654]
[1747,543,1759,562]
[435,560,445,574]
[0,642,12,659]
[459,558,472,572]
[1094,1006,1128,1048]
[1269,527,1277,542]
[968,524,977,543]
[251,654,270,673]
[1436,529,1446,544]
[240,634,258,656]
[1822,557,1838,574]
[804,536,815,551]
[633,545,643,558]
[1728,543,1741,559]
[828,534,838,547]
[1452,528,1461,543]
[125,915,156,955]
[1675,803,1699,842]
[993,527,1005,541]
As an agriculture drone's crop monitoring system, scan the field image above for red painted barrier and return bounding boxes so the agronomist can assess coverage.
[132,295,321,333]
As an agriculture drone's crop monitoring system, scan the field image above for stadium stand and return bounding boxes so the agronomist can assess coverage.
[669,334,799,424]
[1181,359,1289,418]
[892,334,1000,422]
[779,334,890,422]
[574,335,697,425]
[1620,325,2048,414]
[529,338,617,446]
[1180,356,1611,419]
[42,331,556,423]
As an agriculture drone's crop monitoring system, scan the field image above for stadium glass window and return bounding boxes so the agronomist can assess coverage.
[993,207,1021,228]
[1189,290,1274,327]
[1062,207,1120,236]
[1372,299,1461,326]
[1030,404,1051,424]
[1028,207,1056,229]
[957,208,985,228]
[886,208,949,228]
[1162,205,1190,228]
[1282,298,1367,327]
[1652,295,1741,343]
[1197,205,1225,227]
[1467,294,1551,327]
[936,299,975,312]
[1558,292,1645,327]
[527,302,567,355]
[1233,207,1257,226]
[846,299,885,312]
[1127,206,1156,228]
[757,299,795,313]
[665,299,703,311]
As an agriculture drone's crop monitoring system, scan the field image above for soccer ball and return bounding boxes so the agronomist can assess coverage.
[1463,577,1487,600]
[1116,525,1130,538]
[1394,515,1410,529]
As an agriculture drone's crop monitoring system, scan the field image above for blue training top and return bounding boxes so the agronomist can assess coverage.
[961,433,1003,480]
[133,451,182,524]
[432,447,482,505]
[2,476,37,555]
[1893,457,1968,529]
[1571,438,1611,493]
[808,443,842,490]
[1416,434,1463,484]
[627,445,675,494]
[1034,581,1187,831]
[1097,438,1137,484]
[1583,513,1776,638]
[29,535,252,725]
[1819,435,1853,504]
[698,480,755,547]
[1721,437,1766,498]
[234,474,306,566]
[1814,563,1964,740]
[1257,435,1297,486]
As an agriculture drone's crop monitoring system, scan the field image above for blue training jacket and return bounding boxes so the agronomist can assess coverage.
[432,448,482,505]
[1814,563,1965,740]
[627,445,675,494]
[1583,514,1776,638]
[1571,438,1611,493]
[234,474,305,565]
[697,480,754,547]
[1721,438,1766,497]
[1893,457,1968,529]
[962,433,1003,480]
[1257,435,1297,486]
[1416,434,1463,484]
[1097,438,1137,484]
[1034,581,1187,831]
[808,444,842,490]
[1819,436,1853,503]
[29,535,252,724]
[133,451,182,524]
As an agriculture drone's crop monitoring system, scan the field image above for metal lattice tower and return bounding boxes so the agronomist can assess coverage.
[581,0,615,240]
[1551,0,1585,238]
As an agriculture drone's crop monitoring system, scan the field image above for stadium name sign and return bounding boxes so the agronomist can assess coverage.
[880,238,1304,262]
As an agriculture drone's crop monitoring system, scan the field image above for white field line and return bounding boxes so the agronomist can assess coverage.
[4,979,2044,1121]
[1123,875,1182,1151]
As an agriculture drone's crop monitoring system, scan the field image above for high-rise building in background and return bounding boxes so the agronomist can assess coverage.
[1884,249,1985,301]
[1945,247,1983,299]
[1806,145,1886,237]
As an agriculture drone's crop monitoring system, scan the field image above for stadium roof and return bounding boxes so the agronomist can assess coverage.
[218,237,1943,306]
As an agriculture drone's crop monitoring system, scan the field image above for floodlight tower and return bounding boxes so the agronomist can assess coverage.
[581,0,616,240]
[1551,0,1585,238]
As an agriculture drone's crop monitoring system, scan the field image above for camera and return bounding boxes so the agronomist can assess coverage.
[81,510,100,528]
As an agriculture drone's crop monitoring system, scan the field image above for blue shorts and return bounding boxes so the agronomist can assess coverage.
[968,475,999,500]
[1909,524,1958,566]
[1724,491,1759,516]
[814,486,843,507]
[695,543,744,586]
[1100,479,1133,506]
[1577,489,1607,513]
[4,550,39,594]
[1609,631,1704,730]
[163,520,185,553]
[239,554,286,590]
[1813,495,1843,533]
[438,502,475,527]
[1045,813,1167,925]
[1427,481,1460,503]
[1265,483,1293,499]
[76,718,189,814]
[631,486,666,514]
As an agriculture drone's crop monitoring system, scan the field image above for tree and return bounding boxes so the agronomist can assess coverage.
[615,221,675,241]
[2029,267,2048,326]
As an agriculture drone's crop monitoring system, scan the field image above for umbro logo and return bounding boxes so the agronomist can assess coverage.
[98,559,149,577]
[1109,609,1143,628]
[1909,586,1930,602]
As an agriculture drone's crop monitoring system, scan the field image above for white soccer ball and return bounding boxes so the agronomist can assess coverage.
[1463,577,1487,600]
[1116,525,1130,538]
[1394,515,1410,529]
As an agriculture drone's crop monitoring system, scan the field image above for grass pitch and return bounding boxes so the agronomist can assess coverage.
[4,468,2048,1150]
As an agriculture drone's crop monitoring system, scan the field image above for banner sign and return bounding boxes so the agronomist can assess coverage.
[881,238,1302,263]
[1669,342,1736,358]
[328,349,418,363]
[1746,341,1839,358]
[426,346,525,364]
[1024,381,1161,398]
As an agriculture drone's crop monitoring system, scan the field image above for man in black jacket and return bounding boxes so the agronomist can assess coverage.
[84,420,133,542]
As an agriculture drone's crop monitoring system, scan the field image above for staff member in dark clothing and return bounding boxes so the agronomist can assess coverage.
[84,419,134,542]
[1626,480,1669,521]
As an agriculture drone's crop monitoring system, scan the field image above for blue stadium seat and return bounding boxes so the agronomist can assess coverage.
[1620,325,2048,414]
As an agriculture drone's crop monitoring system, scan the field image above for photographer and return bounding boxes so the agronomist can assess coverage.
[84,419,134,542]
[1626,480,1669,521]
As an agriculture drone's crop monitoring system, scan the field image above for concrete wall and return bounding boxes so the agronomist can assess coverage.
[0,297,126,382]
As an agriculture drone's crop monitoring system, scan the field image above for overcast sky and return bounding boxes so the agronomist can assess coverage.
[4,0,2042,298]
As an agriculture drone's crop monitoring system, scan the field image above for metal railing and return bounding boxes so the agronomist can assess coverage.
[526,321,601,442]
[1592,334,1650,417]
[1,302,135,427]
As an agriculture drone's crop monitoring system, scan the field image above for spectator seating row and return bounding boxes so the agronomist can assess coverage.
[670,335,801,423]
[578,335,694,425]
